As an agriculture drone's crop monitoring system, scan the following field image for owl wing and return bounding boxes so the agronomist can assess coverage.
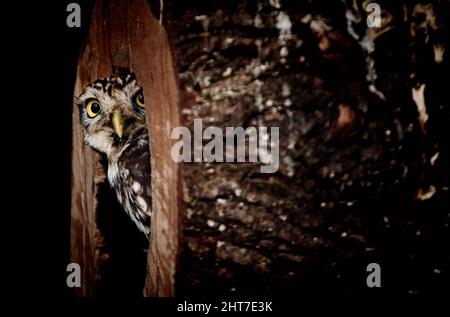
[117,129,152,237]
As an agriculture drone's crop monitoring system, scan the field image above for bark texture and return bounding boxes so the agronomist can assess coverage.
[170,0,449,295]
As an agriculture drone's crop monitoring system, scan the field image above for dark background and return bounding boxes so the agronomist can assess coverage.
[3,1,92,296]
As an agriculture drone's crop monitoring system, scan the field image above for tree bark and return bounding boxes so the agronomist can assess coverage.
[169,0,449,295]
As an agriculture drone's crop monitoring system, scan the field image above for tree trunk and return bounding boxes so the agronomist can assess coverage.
[169,0,449,295]
[71,0,179,296]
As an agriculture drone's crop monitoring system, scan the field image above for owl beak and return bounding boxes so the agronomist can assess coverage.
[112,111,124,139]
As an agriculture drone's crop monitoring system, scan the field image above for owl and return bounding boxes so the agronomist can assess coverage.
[76,69,151,238]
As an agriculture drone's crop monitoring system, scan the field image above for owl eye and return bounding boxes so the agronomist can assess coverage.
[134,91,145,108]
[86,99,101,118]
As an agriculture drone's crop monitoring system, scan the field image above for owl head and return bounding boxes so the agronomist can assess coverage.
[76,69,147,157]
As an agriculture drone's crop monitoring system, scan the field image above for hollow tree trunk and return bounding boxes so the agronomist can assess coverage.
[71,0,179,296]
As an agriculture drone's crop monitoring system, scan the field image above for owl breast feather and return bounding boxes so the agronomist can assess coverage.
[108,129,152,237]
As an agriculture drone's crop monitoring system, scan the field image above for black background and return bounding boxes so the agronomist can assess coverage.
[2,1,92,296]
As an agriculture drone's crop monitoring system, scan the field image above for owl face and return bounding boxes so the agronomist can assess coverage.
[77,70,147,157]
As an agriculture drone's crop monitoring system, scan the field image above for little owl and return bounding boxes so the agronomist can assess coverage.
[76,68,151,237]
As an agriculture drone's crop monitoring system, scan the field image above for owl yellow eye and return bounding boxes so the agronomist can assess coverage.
[135,92,145,108]
[86,99,101,118]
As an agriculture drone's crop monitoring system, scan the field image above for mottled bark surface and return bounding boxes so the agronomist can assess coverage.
[170,0,449,295]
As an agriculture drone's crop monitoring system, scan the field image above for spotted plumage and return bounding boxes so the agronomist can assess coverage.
[76,68,151,237]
